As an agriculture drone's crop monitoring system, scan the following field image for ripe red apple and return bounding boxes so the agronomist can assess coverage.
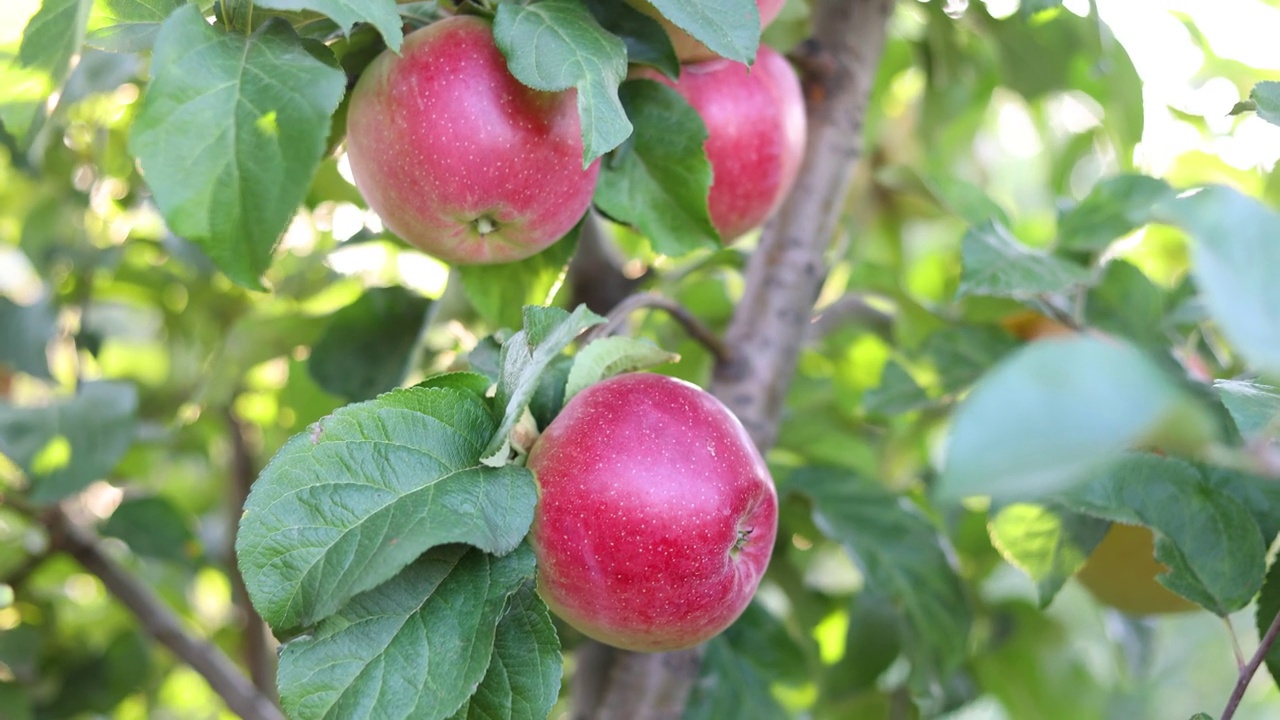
[526,373,778,652]
[344,16,599,265]
[644,45,806,242]
[630,0,787,62]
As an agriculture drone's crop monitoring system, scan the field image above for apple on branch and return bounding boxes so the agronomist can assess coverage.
[527,372,779,652]
[344,16,599,265]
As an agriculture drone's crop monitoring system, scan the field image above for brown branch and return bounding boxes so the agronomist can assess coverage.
[568,212,647,316]
[44,506,285,720]
[711,0,895,451]
[226,409,278,700]
[583,291,730,364]
[1221,606,1280,720]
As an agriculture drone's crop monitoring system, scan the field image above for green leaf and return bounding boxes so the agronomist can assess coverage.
[564,337,678,403]
[1019,0,1062,17]
[0,0,92,144]
[641,0,760,65]
[493,0,631,165]
[988,503,1109,608]
[308,286,432,402]
[863,360,930,417]
[481,305,604,464]
[254,0,404,51]
[938,336,1208,502]
[39,631,151,718]
[1083,260,1165,347]
[594,80,720,256]
[718,601,809,687]
[791,467,970,679]
[459,230,578,331]
[235,386,538,631]
[824,594,901,698]
[85,0,181,53]
[1245,80,1280,128]
[415,371,494,400]
[529,355,571,431]
[1215,379,1280,441]
[129,6,346,289]
[0,683,32,720]
[1257,558,1280,690]
[1058,175,1176,253]
[101,496,200,564]
[1061,454,1265,615]
[446,583,562,720]
[1201,465,1280,545]
[683,635,787,720]
[583,0,679,79]
[278,544,535,720]
[0,381,138,503]
[1157,185,1280,375]
[0,294,56,379]
[918,170,1011,228]
[956,221,1091,299]
[920,324,1019,392]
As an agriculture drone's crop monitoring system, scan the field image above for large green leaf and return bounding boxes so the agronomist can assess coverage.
[278,544,535,720]
[790,468,970,680]
[458,230,578,331]
[937,336,1209,501]
[308,286,432,402]
[988,503,1109,608]
[254,0,404,51]
[1057,175,1175,253]
[493,0,631,165]
[481,305,603,464]
[236,386,537,631]
[101,496,200,564]
[1061,454,1265,615]
[642,0,760,64]
[956,221,1091,299]
[129,5,346,289]
[0,294,56,379]
[1158,185,1280,375]
[446,583,562,720]
[594,80,719,256]
[1082,260,1165,347]
[85,0,181,53]
[0,381,138,503]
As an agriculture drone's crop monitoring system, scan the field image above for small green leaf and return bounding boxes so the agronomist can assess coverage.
[1083,260,1165,347]
[1245,80,1280,128]
[493,0,632,165]
[1257,558,1280,690]
[920,324,1019,392]
[279,544,535,720]
[130,5,346,289]
[447,583,562,720]
[938,336,1207,502]
[0,381,138,503]
[594,80,719,256]
[791,467,970,679]
[583,0,679,79]
[236,386,538,631]
[1158,185,1280,375]
[642,0,760,65]
[564,337,678,403]
[0,294,56,379]
[308,286,432,401]
[85,0,181,53]
[988,503,1109,608]
[1215,379,1280,441]
[956,221,1091,299]
[718,602,809,687]
[863,360,930,417]
[482,305,604,465]
[0,0,92,144]
[1058,175,1175,253]
[919,170,1011,228]
[1061,454,1265,615]
[101,496,200,564]
[529,355,572,431]
[254,0,404,51]
[459,230,578,331]
[683,635,787,720]
[38,631,151,718]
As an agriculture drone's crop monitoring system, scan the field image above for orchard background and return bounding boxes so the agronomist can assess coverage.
[3,0,1280,718]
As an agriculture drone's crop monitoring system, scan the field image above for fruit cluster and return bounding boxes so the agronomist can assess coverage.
[345,1,805,264]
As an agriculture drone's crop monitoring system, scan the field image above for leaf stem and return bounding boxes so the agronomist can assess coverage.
[584,291,730,364]
[1221,604,1280,720]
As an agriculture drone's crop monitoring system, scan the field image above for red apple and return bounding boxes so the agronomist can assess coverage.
[526,373,778,652]
[645,46,805,242]
[631,0,787,62]
[344,16,599,265]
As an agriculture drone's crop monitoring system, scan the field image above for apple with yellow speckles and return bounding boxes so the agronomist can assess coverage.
[344,16,599,264]
[526,372,778,652]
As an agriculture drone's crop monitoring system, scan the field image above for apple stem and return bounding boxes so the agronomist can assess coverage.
[1220,603,1280,719]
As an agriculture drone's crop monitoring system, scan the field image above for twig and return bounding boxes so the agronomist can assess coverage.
[805,292,895,343]
[583,291,730,364]
[43,506,285,720]
[1221,605,1280,720]
[1226,617,1246,671]
[226,409,278,700]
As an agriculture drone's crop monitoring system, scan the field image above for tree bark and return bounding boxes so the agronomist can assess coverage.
[572,0,895,717]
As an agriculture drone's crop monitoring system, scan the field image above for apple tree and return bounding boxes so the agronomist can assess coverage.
[2,0,1280,718]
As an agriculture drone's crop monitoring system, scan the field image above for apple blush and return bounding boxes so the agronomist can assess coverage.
[526,373,778,652]
[344,16,598,265]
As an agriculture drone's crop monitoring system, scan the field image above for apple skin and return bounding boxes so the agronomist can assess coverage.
[344,16,599,265]
[643,45,805,242]
[526,373,778,652]
[631,0,787,63]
